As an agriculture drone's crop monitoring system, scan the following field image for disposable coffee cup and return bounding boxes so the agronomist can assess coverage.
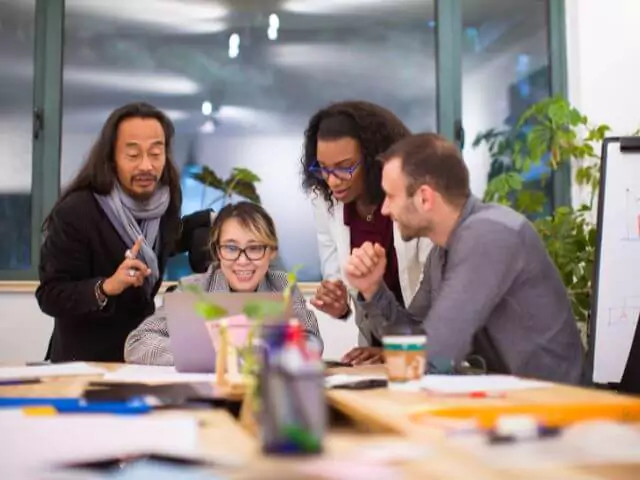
[382,329,427,391]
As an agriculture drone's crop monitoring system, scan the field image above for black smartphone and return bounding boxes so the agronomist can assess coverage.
[332,379,388,390]
[324,360,353,368]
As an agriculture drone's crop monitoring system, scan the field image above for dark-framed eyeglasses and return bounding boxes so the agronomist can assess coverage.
[308,158,363,181]
[217,244,269,261]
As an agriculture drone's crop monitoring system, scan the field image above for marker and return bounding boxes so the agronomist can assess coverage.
[0,378,42,386]
[487,414,562,444]
[488,425,561,444]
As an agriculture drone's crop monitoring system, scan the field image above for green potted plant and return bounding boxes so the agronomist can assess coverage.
[192,166,262,208]
[475,96,611,336]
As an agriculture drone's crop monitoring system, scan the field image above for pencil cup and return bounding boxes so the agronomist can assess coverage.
[382,329,427,392]
[257,322,326,455]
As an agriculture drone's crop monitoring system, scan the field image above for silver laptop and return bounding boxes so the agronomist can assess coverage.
[164,291,289,373]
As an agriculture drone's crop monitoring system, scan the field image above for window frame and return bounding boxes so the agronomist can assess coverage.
[0,0,64,282]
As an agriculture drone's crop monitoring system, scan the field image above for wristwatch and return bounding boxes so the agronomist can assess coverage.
[94,279,108,309]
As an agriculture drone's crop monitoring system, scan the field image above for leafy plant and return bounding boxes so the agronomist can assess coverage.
[192,166,262,207]
[476,96,611,326]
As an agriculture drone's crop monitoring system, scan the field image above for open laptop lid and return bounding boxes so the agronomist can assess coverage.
[164,291,291,373]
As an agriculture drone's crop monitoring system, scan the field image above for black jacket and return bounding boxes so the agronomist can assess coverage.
[36,189,207,362]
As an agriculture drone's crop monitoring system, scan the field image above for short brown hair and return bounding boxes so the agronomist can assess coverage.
[209,202,278,261]
[380,133,470,205]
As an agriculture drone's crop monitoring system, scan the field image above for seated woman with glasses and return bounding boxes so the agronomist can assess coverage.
[301,101,431,365]
[124,201,322,366]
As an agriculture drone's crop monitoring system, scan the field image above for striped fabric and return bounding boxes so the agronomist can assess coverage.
[124,266,323,366]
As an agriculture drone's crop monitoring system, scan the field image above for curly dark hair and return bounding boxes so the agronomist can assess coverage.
[300,100,411,207]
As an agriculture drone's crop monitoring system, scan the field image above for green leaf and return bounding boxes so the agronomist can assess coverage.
[229,179,262,204]
[195,301,228,321]
[231,167,261,184]
[243,300,286,320]
[191,166,225,190]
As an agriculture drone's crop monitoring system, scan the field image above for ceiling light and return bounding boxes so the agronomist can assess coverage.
[64,68,200,95]
[66,0,229,34]
[229,33,240,48]
[201,101,213,116]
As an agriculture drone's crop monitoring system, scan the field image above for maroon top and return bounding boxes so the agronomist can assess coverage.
[343,202,405,309]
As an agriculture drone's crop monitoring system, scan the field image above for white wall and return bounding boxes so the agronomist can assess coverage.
[565,0,640,208]
[0,291,358,363]
[565,0,640,136]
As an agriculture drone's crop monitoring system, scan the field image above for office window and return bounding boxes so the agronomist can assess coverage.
[461,0,553,216]
[60,0,437,282]
[0,0,36,271]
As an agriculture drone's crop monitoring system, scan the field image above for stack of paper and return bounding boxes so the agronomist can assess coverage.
[420,375,550,394]
[0,411,199,478]
[102,365,217,384]
[0,362,107,381]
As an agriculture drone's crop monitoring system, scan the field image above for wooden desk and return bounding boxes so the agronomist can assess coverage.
[1,364,639,479]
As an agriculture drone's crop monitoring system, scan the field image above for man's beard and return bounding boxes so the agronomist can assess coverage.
[399,218,431,242]
[126,174,159,201]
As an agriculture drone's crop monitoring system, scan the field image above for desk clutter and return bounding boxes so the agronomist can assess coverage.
[1,361,640,478]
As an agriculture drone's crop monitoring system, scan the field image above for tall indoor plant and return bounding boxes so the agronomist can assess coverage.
[475,97,610,328]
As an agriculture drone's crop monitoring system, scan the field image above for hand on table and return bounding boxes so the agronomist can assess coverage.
[310,279,350,318]
[341,347,384,365]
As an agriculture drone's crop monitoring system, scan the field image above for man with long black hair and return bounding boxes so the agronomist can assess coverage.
[36,102,202,362]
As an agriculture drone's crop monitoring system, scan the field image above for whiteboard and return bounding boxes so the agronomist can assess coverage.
[591,137,640,383]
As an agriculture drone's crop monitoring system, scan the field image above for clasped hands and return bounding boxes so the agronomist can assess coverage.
[311,242,388,365]
[311,241,388,317]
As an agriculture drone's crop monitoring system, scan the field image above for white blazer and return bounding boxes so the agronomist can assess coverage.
[312,197,432,346]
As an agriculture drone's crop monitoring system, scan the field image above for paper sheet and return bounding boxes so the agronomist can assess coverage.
[102,365,217,384]
[0,362,107,381]
[420,375,550,394]
[0,411,199,478]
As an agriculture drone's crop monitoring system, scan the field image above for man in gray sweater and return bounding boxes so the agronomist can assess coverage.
[345,133,584,384]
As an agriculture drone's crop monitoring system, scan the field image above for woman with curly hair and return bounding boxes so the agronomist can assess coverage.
[301,101,431,365]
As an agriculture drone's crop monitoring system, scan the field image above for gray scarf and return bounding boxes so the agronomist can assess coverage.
[94,183,170,294]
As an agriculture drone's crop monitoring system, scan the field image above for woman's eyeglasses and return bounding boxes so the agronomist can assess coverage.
[217,244,269,261]
[308,158,362,181]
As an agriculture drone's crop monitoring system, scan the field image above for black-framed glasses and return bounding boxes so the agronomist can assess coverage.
[217,244,269,261]
[308,158,363,181]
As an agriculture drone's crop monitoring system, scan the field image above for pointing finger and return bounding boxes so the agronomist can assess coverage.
[130,237,144,258]
[124,258,151,274]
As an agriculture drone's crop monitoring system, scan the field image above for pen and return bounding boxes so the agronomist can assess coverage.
[0,396,152,415]
[0,378,42,386]
[467,391,506,398]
